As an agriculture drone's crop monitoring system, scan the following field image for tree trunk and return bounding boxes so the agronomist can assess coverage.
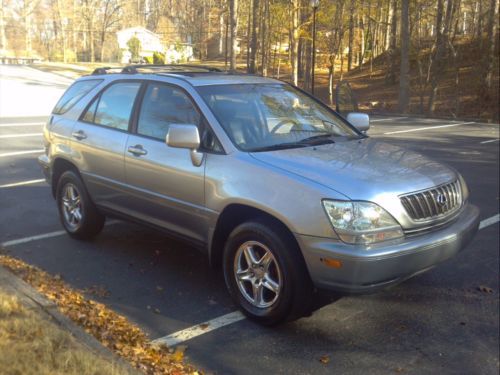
[229,0,238,72]
[261,0,268,76]
[359,13,365,67]
[291,0,300,85]
[89,15,95,63]
[483,0,499,89]
[476,0,483,40]
[249,0,259,73]
[246,2,251,68]
[347,0,355,70]
[219,11,224,55]
[25,8,32,55]
[386,0,398,84]
[398,0,410,113]
[0,0,7,52]
[427,0,452,115]
[328,54,335,104]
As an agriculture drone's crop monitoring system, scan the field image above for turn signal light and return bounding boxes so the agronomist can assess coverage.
[320,258,343,268]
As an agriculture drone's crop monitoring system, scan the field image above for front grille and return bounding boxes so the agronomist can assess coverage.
[400,180,462,221]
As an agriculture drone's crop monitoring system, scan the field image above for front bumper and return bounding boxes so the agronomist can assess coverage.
[296,203,480,293]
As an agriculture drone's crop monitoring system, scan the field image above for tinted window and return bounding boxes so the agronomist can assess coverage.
[137,83,201,140]
[53,79,102,114]
[83,82,141,131]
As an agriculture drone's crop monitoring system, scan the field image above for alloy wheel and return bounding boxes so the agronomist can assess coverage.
[61,183,82,230]
[233,241,282,308]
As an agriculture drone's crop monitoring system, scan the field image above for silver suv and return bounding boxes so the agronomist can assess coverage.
[39,65,480,325]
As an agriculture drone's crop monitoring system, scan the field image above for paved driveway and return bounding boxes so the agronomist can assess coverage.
[1,65,498,374]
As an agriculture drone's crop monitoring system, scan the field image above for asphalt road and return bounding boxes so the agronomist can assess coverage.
[1,65,499,374]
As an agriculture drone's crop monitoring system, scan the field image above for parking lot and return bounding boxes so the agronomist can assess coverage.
[1,65,499,374]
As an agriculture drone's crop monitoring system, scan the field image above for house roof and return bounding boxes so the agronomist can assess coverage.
[116,27,160,39]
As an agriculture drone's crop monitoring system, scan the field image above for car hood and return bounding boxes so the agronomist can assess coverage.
[249,138,457,201]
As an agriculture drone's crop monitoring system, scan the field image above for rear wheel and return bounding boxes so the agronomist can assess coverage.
[56,170,105,240]
[223,219,313,325]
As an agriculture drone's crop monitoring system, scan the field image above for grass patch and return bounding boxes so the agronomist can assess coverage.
[0,287,133,375]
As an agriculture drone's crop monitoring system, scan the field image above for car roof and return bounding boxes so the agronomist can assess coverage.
[84,64,284,87]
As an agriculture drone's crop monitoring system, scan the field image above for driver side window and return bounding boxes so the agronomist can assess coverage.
[137,83,222,152]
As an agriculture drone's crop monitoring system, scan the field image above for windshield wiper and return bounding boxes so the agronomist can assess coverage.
[248,143,309,152]
[249,134,336,152]
[297,133,336,145]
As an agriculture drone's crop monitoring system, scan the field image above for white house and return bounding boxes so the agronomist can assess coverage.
[116,27,164,63]
[116,26,194,64]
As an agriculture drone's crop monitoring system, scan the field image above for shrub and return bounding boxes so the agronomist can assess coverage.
[153,51,165,65]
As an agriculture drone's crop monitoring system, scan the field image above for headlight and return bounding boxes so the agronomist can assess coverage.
[322,200,404,244]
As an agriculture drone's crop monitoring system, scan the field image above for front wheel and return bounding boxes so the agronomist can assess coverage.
[223,219,313,325]
[56,170,105,240]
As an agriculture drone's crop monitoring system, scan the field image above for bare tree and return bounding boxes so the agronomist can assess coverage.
[290,0,300,85]
[229,0,238,71]
[0,0,7,52]
[386,0,397,84]
[248,0,259,73]
[398,0,410,112]
[347,0,355,70]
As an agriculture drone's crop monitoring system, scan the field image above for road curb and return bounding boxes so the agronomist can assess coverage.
[0,264,139,374]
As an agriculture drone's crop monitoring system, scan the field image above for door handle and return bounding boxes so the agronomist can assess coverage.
[72,130,87,140]
[127,145,147,156]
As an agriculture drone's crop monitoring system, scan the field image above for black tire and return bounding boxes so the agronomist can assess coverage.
[56,170,105,240]
[223,218,313,325]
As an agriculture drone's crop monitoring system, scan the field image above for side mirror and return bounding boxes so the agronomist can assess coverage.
[346,112,370,132]
[166,124,204,166]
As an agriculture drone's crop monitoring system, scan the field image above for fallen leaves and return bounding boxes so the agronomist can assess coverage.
[319,355,330,365]
[0,255,197,375]
[477,285,494,294]
[171,345,188,363]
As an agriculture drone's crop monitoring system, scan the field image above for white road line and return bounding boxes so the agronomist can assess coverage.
[151,311,246,347]
[0,122,44,127]
[1,220,120,248]
[0,149,44,158]
[0,133,42,139]
[370,117,408,122]
[480,139,499,144]
[1,230,69,247]
[383,122,475,135]
[479,214,500,230]
[0,179,46,188]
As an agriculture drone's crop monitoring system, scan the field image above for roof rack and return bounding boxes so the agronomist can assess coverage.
[91,66,123,75]
[91,64,223,75]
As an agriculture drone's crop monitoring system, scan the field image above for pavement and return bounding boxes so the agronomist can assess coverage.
[0,64,499,374]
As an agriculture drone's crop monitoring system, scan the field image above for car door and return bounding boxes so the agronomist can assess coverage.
[72,80,142,211]
[123,81,215,243]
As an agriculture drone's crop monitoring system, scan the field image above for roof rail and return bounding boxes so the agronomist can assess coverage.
[121,64,223,74]
[91,66,122,75]
[90,64,224,76]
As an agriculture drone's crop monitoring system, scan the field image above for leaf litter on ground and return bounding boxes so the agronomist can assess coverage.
[0,255,198,375]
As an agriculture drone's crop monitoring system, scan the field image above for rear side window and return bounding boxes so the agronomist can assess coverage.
[52,79,102,114]
[82,82,141,131]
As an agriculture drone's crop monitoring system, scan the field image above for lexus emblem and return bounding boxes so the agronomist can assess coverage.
[436,193,448,206]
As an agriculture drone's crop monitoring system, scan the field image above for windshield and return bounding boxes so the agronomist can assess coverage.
[196,83,362,152]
